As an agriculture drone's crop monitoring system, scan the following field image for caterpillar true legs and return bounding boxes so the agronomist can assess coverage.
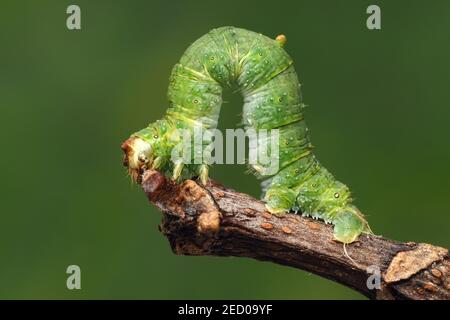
[122,26,371,244]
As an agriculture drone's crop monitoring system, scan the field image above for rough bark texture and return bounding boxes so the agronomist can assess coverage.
[141,169,449,300]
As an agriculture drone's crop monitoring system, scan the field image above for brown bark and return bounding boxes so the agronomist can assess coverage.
[140,169,449,300]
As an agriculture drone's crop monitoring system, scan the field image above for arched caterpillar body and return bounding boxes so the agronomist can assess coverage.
[122,26,371,243]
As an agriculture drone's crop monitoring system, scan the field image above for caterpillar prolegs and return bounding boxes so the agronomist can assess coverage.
[122,26,371,244]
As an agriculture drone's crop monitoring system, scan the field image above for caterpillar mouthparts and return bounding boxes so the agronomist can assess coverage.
[121,136,152,183]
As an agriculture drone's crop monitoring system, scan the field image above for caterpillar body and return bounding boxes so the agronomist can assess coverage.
[122,26,371,244]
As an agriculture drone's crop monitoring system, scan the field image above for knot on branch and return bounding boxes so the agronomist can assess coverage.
[142,170,221,233]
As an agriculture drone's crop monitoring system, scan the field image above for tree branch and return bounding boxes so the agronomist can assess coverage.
[140,169,449,300]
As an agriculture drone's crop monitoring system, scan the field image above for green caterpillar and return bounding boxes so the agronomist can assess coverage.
[122,26,371,244]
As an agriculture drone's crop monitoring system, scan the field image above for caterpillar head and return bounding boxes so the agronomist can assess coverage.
[121,120,170,182]
[121,136,152,182]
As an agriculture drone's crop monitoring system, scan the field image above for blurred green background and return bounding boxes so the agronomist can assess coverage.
[1,0,449,299]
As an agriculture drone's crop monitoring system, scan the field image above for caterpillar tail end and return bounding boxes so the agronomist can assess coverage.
[332,209,371,244]
[275,34,287,47]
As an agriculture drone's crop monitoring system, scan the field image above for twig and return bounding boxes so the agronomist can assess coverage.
[140,169,449,300]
